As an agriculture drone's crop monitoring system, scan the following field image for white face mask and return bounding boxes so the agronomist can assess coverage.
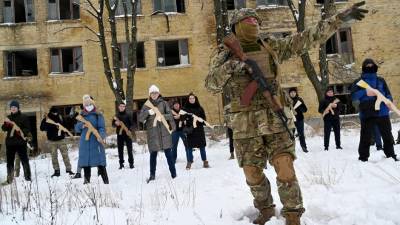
[85,104,94,112]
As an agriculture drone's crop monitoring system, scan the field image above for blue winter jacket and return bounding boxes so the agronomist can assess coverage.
[351,73,392,119]
[75,110,107,167]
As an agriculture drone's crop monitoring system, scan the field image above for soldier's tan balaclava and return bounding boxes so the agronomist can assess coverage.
[234,19,259,44]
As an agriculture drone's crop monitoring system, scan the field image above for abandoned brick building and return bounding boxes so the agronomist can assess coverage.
[0,0,399,152]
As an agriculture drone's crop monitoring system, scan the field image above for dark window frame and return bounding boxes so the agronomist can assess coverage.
[50,46,83,74]
[156,39,190,67]
[4,49,38,77]
[118,42,146,69]
[325,27,354,64]
[47,0,80,21]
[1,0,35,23]
[153,0,185,13]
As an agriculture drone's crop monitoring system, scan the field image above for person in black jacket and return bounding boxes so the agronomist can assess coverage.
[318,87,343,151]
[112,102,135,169]
[183,93,209,169]
[289,88,308,153]
[1,100,32,185]
[40,106,74,177]
[171,101,189,164]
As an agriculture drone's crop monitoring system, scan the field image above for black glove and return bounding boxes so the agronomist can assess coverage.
[338,1,368,22]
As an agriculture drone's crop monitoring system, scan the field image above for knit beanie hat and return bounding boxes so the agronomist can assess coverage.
[149,85,160,95]
[82,94,95,106]
[9,100,20,109]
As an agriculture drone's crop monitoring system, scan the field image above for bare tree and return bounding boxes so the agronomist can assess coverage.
[213,0,229,45]
[81,0,139,113]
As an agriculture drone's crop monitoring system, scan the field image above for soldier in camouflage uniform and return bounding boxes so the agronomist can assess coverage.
[206,3,367,225]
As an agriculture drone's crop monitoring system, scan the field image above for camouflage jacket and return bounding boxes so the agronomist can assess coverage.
[206,15,343,139]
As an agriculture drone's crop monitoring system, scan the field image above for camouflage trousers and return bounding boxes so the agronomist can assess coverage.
[234,131,305,215]
[47,140,72,171]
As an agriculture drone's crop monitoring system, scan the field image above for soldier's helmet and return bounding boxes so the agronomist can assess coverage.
[229,8,261,27]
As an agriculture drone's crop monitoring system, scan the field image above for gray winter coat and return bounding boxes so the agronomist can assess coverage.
[138,97,176,152]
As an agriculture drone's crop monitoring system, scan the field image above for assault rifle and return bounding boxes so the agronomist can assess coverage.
[144,100,173,134]
[45,116,73,137]
[322,98,340,117]
[75,115,105,146]
[223,33,294,140]
[113,116,133,139]
[357,80,400,116]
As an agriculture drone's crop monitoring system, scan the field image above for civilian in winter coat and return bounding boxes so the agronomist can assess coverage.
[183,93,210,169]
[289,88,309,153]
[351,58,398,162]
[112,102,135,169]
[75,95,109,184]
[40,106,74,177]
[318,87,343,151]
[1,100,32,185]
[138,85,177,183]
[171,101,188,164]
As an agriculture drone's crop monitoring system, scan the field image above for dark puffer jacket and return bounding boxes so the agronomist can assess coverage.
[183,97,207,148]
[290,95,308,121]
[2,111,31,146]
[112,110,134,136]
[138,97,176,152]
[40,112,66,141]
[318,96,343,121]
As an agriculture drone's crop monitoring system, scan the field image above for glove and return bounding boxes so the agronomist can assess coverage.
[148,109,155,115]
[338,1,368,22]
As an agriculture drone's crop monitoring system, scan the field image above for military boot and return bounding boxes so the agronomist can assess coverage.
[203,160,210,168]
[253,207,275,225]
[186,162,192,170]
[229,152,235,160]
[51,170,60,178]
[283,212,301,225]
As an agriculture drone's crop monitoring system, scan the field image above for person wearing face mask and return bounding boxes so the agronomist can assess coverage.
[1,100,32,185]
[351,58,398,162]
[288,88,308,153]
[182,93,209,169]
[40,106,74,177]
[138,85,177,183]
[206,3,368,224]
[318,87,343,151]
[75,95,109,184]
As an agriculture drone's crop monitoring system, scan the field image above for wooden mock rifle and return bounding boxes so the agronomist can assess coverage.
[223,33,294,140]
[45,116,73,137]
[178,110,213,129]
[113,116,133,139]
[144,100,172,134]
[322,98,341,117]
[356,80,400,116]
[75,115,105,146]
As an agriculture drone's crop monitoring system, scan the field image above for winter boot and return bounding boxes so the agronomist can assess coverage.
[396,131,400,144]
[283,212,301,225]
[23,164,31,181]
[72,173,82,179]
[146,175,155,183]
[203,160,210,168]
[252,207,275,225]
[51,170,61,178]
[119,163,124,170]
[301,147,308,153]
[129,163,134,169]
[229,152,235,160]
[83,167,91,184]
[98,167,109,184]
[66,170,75,175]
[392,155,399,162]
[324,147,328,151]
[336,146,343,150]
[186,162,192,170]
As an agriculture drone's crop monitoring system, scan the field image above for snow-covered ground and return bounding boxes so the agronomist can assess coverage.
[1,123,400,225]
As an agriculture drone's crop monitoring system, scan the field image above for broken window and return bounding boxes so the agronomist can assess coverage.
[331,83,356,115]
[2,0,35,23]
[156,39,189,67]
[50,47,83,73]
[153,0,185,13]
[47,0,79,20]
[227,0,246,10]
[325,28,354,64]
[316,0,347,4]
[118,42,145,68]
[4,49,38,77]
[256,0,288,6]
[111,0,142,16]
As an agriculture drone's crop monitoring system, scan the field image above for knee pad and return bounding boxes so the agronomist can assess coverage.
[272,153,296,184]
[243,166,264,185]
